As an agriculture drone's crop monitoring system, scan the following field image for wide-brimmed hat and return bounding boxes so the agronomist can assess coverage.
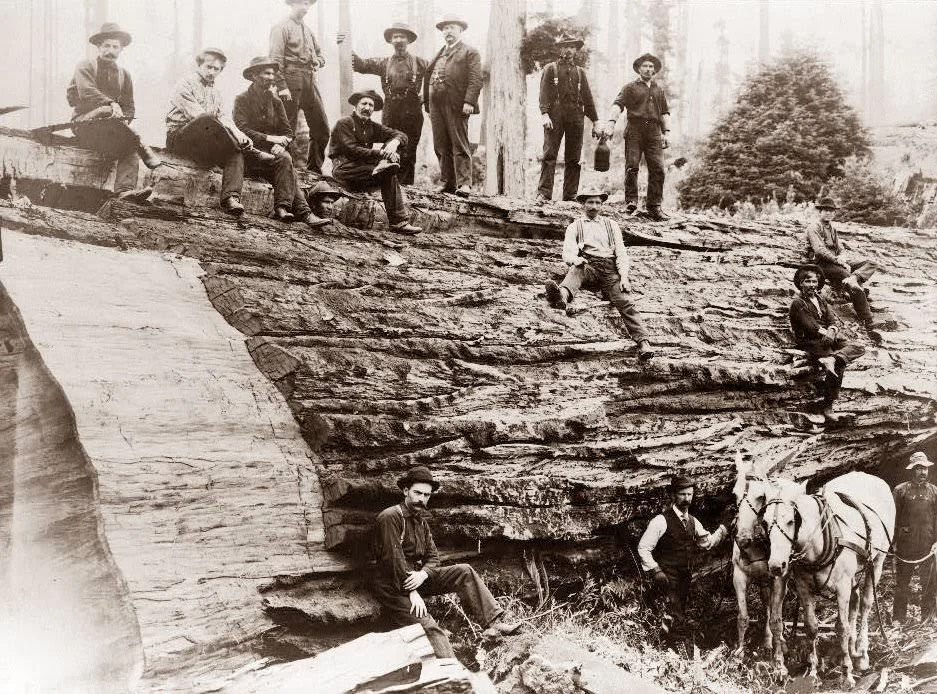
[89,22,132,47]
[907,452,934,470]
[436,14,468,31]
[384,22,418,44]
[815,197,839,211]
[671,474,696,492]
[555,34,584,50]
[348,89,384,111]
[793,264,826,290]
[574,189,608,203]
[308,180,343,200]
[397,466,440,491]
[198,47,227,64]
[633,52,662,74]
[242,56,280,80]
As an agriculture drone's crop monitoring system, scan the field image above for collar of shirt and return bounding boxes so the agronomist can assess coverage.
[671,505,689,523]
[639,78,655,88]
[444,39,462,53]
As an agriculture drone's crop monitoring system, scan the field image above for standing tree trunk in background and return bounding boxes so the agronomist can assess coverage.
[712,19,730,118]
[484,0,527,196]
[84,0,108,47]
[673,0,689,140]
[624,0,642,70]
[193,0,204,55]
[415,0,437,178]
[606,1,622,106]
[868,0,885,126]
[338,0,353,115]
[759,0,770,61]
[648,0,672,85]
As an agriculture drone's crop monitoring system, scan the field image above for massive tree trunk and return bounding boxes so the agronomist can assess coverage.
[483,0,527,196]
[338,0,353,114]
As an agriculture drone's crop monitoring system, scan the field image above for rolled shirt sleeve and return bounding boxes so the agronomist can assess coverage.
[637,514,667,572]
[694,517,727,551]
[561,221,581,266]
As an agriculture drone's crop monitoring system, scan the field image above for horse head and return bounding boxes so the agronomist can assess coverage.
[733,449,806,554]
[765,494,801,577]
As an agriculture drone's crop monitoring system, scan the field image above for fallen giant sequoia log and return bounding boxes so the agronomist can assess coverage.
[1,126,936,686]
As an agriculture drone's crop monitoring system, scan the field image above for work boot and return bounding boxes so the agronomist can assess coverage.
[545,280,567,309]
[481,619,522,638]
[391,220,422,235]
[842,275,861,291]
[372,159,400,177]
[647,207,669,221]
[821,406,842,423]
[272,205,294,223]
[298,212,330,229]
[637,340,655,361]
[536,193,550,203]
[116,187,154,203]
[817,356,838,376]
[138,145,162,169]
[625,202,638,215]
[455,184,472,197]
[221,195,245,216]
[437,184,456,195]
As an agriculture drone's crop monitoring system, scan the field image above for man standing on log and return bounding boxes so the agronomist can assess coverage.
[371,466,520,658]
[233,57,329,228]
[329,90,422,235]
[603,53,670,221]
[637,474,730,651]
[166,48,276,217]
[544,190,654,360]
[789,264,865,423]
[892,452,937,624]
[269,0,330,175]
[424,15,482,196]
[805,197,882,336]
[67,22,162,203]
[337,23,427,186]
[536,34,599,203]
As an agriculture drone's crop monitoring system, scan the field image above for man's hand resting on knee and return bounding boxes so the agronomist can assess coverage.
[409,590,427,618]
[404,569,428,591]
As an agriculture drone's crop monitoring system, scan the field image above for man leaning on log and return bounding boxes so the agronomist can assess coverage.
[67,22,161,203]
[166,48,277,217]
[371,466,520,658]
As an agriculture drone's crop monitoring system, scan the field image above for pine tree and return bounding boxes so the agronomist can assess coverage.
[678,52,870,209]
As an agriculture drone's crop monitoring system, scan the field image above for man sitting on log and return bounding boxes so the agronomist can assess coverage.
[544,190,653,360]
[637,474,730,652]
[371,466,520,658]
[233,57,329,228]
[329,90,421,235]
[67,22,161,203]
[805,197,882,336]
[166,47,276,217]
[789,264,865,423]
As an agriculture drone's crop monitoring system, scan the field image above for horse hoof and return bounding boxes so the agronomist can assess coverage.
[857,656,869,671]
[843,675,856,689]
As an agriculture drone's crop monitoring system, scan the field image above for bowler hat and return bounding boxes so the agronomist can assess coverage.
[574,189,609,203]
[384,22,418,44]
[198,47,227,65]
[242,56,280,80]
[815,197,839,211]
[671,474,696,492]
[436,14,468,31]
[632,53,662,74]
[397,466,440,491]
[555,34,584,50]
[793,264,826,291]
[308,180,343,199]
[348,89,384,111]
[907,451,934,469]
[89,22,132,47]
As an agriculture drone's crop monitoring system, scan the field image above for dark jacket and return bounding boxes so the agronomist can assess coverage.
[67,58,135,119]
[354,52,427,105]
[612,78,669,124]
[789,294,837,348]
[329,113,407,164]
[233,84,294,151]
[373,503,440,592]
[893,481,937,559]
[656,507,697,573]
[539,61,598,121]
[423,41,483,114]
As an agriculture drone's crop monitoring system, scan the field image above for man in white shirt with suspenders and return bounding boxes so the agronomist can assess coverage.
[545,190,653,360]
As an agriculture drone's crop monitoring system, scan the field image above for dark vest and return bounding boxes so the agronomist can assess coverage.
[656,507,697,572]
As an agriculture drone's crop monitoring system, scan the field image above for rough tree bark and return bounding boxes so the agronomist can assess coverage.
[484,0,527,196]
[338,0,353,114]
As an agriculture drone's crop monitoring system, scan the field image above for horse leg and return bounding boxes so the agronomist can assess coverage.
[836,568,856,689]
[797,574,820,685]
[856,556,883,671]
[848,586,860,660]
[733,563,750,654]
[760,580,773,652]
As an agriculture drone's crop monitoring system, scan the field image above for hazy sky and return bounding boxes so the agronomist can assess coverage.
[1,0,934,143]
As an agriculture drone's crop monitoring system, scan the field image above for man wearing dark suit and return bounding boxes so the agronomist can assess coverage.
[329,89,421,235]
[423,14,482,196]
[789,264,865,422]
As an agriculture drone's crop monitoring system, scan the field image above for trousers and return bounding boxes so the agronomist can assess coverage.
[893,556,937,622]
[166,118,244,203]
[372,563,503,658]
[798,335,865,405]
[282,66,330,175]
[383,99,423,186]
[816,259,880,323]
[332,160,409,226]
[71,114,142,194]
[245,151,310,216]
[624,119,665,208]
[559,257,648,343]
[429,97,472,190]
[655,568,693,647]
[538,107,585,201]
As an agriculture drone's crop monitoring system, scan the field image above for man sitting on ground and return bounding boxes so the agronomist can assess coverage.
[545,190,653,360]
[329,90,421,235]
[789,264,865,423]
[67,22,161,202]
[233,56,328,228]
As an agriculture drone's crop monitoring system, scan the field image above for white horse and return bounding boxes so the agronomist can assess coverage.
[732,449,806,653]
[764,471,895,688]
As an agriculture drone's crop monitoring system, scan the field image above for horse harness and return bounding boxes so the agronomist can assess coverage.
[734,474,771,564]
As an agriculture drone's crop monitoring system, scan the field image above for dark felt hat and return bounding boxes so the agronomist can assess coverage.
[575,189,609,203]
[384,22,418,44]
[633,52,662,74]
[348,89,384,111]
[555,34,584,50]
[397,466,440,491]
[89,22,132,47]
[436,14,468,31]
[815,197,839,210]
[308,180,343,199]
[671,474,696,492]
[242,56,280,80]
[198,47,227,64]
[793,264,826,290]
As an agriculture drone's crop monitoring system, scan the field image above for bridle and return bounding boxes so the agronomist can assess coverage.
[734,474,773,562]
[764,495,840,570]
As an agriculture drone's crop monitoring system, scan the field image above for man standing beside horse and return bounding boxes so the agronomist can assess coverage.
[892,451,937,624]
